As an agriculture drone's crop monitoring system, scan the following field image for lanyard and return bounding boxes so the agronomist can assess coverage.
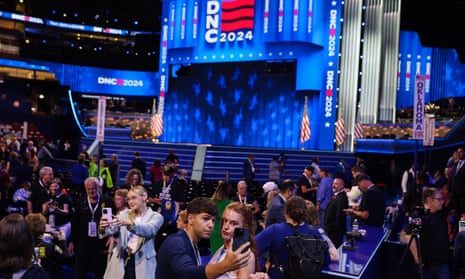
[211,247,227,263]
[238,194,247,204]
[161,179,174,195]
[185,230,201,265]
[87,194,100,221]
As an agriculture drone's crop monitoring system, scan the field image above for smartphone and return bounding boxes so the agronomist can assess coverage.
[232,227,250,253]
[102,207,113,221]
[459,221,465,232]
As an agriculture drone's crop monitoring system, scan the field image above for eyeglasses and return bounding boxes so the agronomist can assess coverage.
[432,197,444,202]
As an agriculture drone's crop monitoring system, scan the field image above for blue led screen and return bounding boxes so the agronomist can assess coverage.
[159,61,321,149]
[397,31,465,109]
[33,60,158,96]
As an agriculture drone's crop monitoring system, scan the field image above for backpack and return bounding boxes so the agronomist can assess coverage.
[282,225,327,279]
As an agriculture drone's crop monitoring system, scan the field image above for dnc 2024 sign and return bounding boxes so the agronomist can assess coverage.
[205,0,255,44]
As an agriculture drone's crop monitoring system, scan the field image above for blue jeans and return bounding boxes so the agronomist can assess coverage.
[422,264,450,279]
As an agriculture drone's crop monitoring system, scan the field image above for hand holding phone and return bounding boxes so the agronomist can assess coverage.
[102,207,113,222]
[232,227,250,253]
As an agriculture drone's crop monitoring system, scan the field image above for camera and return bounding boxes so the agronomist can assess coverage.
[279,153,287,164]
[342,231,362,251]
[405,207,430,234]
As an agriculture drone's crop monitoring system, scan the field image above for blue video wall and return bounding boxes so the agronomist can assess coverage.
[33,60,158,97]
[397,31,465,109]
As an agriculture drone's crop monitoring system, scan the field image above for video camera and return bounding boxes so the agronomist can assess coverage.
[279,153,287,164]
[342,231,362,251]
[405,206,430,234]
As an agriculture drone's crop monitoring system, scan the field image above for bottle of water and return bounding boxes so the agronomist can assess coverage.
[352,218,359,232]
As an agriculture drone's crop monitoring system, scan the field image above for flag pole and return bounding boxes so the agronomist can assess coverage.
[151,98,159,143]
[335,104,345,152]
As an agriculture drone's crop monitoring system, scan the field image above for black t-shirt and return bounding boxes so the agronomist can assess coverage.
[69,195,115,248]
[358,186,386,227]
[418,210,450,267]
[232,192,258,212]
[297,174,316,203]
[44,193,71,227]
[151,178,185,203]
[35,237,71,279]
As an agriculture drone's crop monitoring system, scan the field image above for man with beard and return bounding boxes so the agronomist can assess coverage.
[324,177,348,248]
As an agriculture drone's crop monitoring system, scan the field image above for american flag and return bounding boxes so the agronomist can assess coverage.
[151,113,164,137]
[150,98,163,137]
[354,110,364,139]
[300,96,311,143]
[335,117,345,145]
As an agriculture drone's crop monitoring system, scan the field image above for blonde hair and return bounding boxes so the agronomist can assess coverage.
[178,210,187,224]
[266,190,279,209]
[128,185,148,221]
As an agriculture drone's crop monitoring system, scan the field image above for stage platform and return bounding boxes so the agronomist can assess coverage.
[79,136,356,186]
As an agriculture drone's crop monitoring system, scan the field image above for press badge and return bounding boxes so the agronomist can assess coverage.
[88,221,97,237]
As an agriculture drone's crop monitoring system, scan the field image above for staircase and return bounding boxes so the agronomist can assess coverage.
[83,138,355,187]
[98,139,197,185]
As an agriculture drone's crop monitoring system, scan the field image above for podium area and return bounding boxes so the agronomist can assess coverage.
[321,226,420,279]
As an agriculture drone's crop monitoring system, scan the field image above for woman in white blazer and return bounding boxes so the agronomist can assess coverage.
[99,185,164,279]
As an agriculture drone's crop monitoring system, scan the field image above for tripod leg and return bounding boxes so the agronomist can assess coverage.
[398,233,416,266]
[414,235,424,279]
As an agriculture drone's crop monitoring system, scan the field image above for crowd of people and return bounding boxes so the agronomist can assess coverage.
[1,134,465,278]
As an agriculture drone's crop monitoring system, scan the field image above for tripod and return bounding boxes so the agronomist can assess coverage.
[399,227,423,279]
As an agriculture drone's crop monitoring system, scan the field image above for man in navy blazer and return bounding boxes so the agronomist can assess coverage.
[265,179,295,227]
[156,197,251,279]
[243,154,256,183]
[324,177,348,248]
